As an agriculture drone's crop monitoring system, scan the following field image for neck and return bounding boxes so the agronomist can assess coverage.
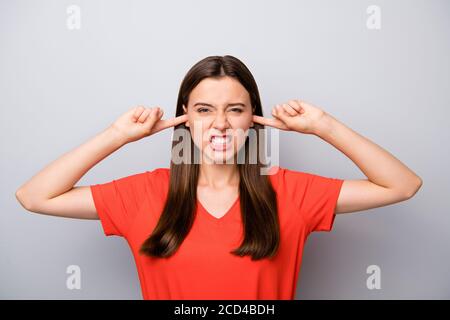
[198,163,239,188]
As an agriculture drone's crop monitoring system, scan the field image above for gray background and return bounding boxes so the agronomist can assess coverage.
[1,0,448,299]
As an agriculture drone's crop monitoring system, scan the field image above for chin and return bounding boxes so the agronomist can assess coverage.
[203,150,235,164]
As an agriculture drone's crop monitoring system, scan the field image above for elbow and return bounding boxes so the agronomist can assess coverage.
[403,176,423,200]
[15,187,35,212]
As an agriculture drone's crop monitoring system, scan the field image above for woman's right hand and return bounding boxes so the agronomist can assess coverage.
[15,105,188,220]
[110,106,188,145]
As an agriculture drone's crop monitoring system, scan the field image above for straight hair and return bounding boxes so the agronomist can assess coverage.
[139,55,279,260]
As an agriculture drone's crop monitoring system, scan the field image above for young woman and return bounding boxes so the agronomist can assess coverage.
[15,55,422,300]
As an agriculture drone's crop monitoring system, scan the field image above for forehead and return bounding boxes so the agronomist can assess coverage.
[189,76,250,105]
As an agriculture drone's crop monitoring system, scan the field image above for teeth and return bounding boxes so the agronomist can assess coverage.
[211,136,231,144]
[212,137,226,143]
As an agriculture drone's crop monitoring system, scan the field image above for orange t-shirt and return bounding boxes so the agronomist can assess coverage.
[90,166,344,300]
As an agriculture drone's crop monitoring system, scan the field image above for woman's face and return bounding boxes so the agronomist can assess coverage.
[182,76,254,164]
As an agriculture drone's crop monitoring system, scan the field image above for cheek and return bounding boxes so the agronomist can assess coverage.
[188,119,210,145]
[229,116,253,148]
[229,113,253,127]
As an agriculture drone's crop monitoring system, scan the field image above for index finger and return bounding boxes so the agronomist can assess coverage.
[152,114,188,133]
[252,115,288,130]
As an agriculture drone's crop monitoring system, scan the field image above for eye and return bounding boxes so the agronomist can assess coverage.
[197,108,210,113]
[230,108,243,113]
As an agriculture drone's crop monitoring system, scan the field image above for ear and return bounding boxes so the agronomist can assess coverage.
[182,104,190,127]
[250,118,254,127]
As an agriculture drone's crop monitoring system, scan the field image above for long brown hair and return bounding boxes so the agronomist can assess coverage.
[139,55,279,260]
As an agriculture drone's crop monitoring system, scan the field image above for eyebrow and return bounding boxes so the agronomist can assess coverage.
[193,102,246,108]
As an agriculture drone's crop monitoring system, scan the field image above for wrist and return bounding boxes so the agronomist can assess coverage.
[104,125,128,148]
[311,112,336,139]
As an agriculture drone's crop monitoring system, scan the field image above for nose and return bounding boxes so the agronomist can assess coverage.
[211,111,231,131]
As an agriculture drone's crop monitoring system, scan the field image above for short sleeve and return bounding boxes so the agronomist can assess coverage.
[90,171,151,237]
[279,167,344,234]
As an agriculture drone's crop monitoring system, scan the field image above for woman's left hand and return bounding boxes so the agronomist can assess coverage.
[253,99,327,135]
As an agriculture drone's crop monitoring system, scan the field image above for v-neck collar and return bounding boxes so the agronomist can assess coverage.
[197,196,240,224]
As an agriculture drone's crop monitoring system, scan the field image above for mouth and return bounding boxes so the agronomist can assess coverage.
[209,134,233,151]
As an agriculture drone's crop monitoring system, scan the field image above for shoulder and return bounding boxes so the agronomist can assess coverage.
[144,167,170,185]
[146,167,170,177]
[267,165,314,192]
[266,165,297,182]
[109,167,170,191]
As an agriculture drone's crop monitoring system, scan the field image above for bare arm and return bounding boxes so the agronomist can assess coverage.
[253,99,423,214]
[15,106,188,219]
[313,112,423,214]
[15,126,125,219]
